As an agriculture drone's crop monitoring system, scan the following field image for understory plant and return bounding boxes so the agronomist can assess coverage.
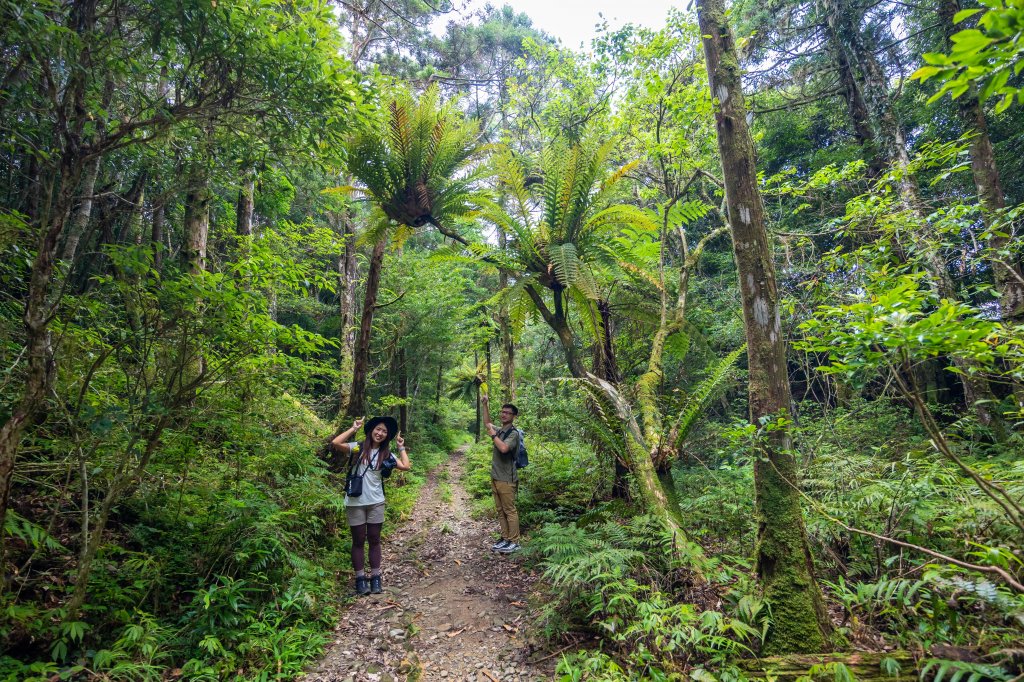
[529,517,763,680]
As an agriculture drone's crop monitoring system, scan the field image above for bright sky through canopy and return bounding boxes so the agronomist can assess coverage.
[441,0,683,51]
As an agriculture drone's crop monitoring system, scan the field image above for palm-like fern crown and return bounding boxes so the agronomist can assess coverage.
[346,85,485,231]
[480,135,655,298]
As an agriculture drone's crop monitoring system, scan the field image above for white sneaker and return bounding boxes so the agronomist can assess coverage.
[491,539,510,551]
[496,542,521,554]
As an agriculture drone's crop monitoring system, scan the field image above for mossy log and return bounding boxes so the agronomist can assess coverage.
[738,651,916,681]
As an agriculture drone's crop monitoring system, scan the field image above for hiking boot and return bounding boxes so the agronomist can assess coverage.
[496,542,521,554]
[491,539,510,551]
[355,576,371,596]
[370,575,383,594]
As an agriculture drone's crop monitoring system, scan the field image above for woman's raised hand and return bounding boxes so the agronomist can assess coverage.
[395,432,405,449]
[352,416,365,431]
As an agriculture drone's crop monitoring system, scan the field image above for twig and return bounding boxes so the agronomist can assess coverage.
[532,638,581,659]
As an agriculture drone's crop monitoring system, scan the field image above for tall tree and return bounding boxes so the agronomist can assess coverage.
[697,0,832,653]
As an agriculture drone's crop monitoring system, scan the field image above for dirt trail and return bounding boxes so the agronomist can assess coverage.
[304,447,555,682]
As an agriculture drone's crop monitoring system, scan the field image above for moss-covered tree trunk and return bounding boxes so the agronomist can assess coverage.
[587,374,698,566]
[183,169,211,276]
[697,0,832,653]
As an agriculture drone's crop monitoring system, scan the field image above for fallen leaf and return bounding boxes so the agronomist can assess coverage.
[446,627,466,637]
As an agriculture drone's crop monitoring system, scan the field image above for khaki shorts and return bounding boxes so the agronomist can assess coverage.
[346,502,385,526]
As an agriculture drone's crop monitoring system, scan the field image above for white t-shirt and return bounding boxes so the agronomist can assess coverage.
[343,444,396,507]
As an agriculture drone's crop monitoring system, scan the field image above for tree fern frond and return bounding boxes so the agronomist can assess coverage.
[357,211,392,247]
[548,242,580,288]
[671,344,746,448]
[574,264,600,300]
[583,204,659,241]
[601,159,640,192]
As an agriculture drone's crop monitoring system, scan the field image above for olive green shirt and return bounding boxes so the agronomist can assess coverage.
[490,425,520,483]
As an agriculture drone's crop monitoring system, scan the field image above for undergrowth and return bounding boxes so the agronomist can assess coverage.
[0,388,449,681]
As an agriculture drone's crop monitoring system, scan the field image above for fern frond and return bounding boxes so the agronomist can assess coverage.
[670,344,746,448]
[601,159,640,192]
[667,199,713,227]
[547,242,580,288]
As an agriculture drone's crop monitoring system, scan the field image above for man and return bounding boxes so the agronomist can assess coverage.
[481,394,521,553]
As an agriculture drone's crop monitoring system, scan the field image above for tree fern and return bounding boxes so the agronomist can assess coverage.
[342,84,486,236]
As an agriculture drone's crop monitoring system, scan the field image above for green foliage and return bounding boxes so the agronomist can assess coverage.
[669,344,746,449]
[914,0,1024,112]
[922,657,1015,682]
[462,438,609,524]
[344,83,487,239]
[799,271,1015,385]
[531,517,760,679]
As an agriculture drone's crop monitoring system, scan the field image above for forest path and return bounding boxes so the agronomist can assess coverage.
[303,446,555,682]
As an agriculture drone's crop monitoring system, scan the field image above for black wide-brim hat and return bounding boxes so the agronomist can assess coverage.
[364,416,399,443]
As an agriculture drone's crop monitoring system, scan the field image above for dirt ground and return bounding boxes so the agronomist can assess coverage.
[303,447,557,682]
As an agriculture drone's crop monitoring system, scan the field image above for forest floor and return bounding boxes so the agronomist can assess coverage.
[303,446,557,682]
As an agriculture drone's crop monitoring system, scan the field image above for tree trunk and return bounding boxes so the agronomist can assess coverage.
[347,236,387,418]
[433,361,443,424]
[593,300,621,384]
[826,26,883,178]
[398,348,408,434]
[698,0,832,653]
[236,169,255,237]
[151,199,165,271]
[59,73,112,262]
[474,349,481,442]
[525,284,586,378]
[183,170,211,275]
[739,651,916,681]
[338,211,359,413]
[59,154,101,263]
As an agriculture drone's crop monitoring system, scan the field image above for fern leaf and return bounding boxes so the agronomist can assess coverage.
[670,344,746,448]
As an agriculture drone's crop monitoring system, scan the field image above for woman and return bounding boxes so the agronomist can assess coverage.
[331,416,410,595]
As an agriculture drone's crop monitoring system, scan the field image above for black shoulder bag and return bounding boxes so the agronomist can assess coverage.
[344,448,372,497]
